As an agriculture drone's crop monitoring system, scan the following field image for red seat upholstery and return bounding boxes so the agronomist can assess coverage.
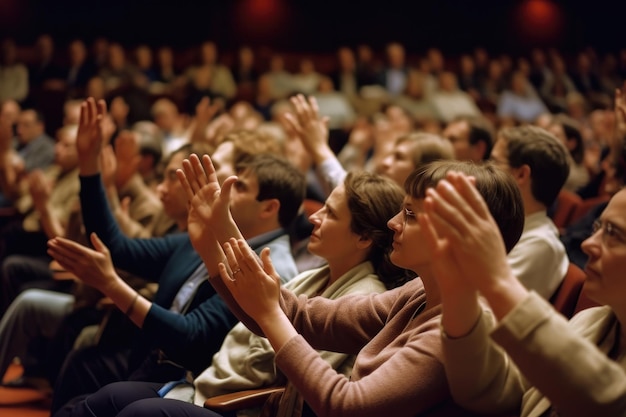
[570,195,610,225]
[549,263,587,319]
[551,190,582,230]
[573,281,602,315]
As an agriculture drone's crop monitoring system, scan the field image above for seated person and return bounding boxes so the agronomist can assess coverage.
[52,168,413,417]
[99,156,525,417]
[47,98,305,414]
[442,115,494,163]
[490,125,570,299]
[430,170,626,416]
[0,131,171,390]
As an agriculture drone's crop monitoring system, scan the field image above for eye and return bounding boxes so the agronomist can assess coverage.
[403,207,416,222]
[605,222,619,238]
[592,219,601,235]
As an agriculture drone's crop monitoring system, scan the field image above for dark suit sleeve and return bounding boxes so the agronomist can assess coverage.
[141,294,238,374]
[79,174,176,279]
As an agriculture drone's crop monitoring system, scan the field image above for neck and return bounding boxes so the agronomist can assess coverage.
[241,222,281,242]
[524,199,546,217]
[327,252,368,285]
[414,268,441,309]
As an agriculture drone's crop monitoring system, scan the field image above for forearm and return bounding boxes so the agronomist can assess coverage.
[100,276,150,328]
[479,277,530,321]
[440,289,482,338]
[494,293,626,416]
[197,235,226,278]
[311,143,338,167]
[442,308,525,414]
[258,310,298,353]
[37,204,66,239]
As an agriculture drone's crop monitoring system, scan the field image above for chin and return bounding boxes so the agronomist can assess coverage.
[389,251,408,269]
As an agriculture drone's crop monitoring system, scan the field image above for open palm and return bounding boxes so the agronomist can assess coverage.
[177,153,235,252]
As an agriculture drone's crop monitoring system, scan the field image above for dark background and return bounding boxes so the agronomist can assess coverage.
[0,0,624,55]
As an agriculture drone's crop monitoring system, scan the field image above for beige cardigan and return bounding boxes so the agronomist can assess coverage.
[443,292,626,417]
[192,261,386,405]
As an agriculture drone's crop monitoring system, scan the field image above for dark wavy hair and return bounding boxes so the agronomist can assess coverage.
[344,171,415,289]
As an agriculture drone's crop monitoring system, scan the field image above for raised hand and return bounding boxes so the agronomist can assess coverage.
[28,170,52,214]
[176,153,241,257]
[99,145,117,189]
[76,97,108,175]
[218,238,282,324]
[283,94,334,165]
[423,172,512,292]
[195,96,223,126]
[47,233,119,293]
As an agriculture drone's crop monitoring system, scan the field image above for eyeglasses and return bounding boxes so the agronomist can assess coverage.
[591,219,626,245]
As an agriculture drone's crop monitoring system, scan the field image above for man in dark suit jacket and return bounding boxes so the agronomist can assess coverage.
[50,98,306,415]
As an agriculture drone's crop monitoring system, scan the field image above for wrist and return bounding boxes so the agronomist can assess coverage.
[79,159,101,177]
[479,275,528,320]
[257,307,288,331]
[313,146,336,166]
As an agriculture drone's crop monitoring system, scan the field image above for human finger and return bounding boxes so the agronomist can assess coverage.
[89,233,110,257]
[447,172,492,220]
[176,168,195,201]
[190,153,208,187]
[200,154,218,186]
[222,238,241,279]
[423,194,465,246]
[181,157,202,194]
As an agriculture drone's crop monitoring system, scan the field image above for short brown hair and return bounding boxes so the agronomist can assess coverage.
[499,125,569,207]
[235,154,305,229]
[396,132,454,169]
[405,160,524,253]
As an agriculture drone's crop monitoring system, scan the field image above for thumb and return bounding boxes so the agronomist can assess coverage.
[321,116,330,128]
[220,175,238,199]
[90,233,109,255]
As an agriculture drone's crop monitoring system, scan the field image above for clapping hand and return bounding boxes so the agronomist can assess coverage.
[421,172,513,295]
[76,98,107,175]
[283,94,334,165]
[47,233,119,293]
[218,238,282,324]
[177,153,241,258]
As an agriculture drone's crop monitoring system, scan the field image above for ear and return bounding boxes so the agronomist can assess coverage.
[259,198,280,220]
[512,164,531,186]
[355,234,373,251]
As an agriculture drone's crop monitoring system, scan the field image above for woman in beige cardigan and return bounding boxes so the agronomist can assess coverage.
[423,171,626,417]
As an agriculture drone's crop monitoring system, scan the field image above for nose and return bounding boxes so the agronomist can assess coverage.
[156,181,167,197]
[581,228,601,259]
[387,211,402,231]
[308,208,322,225]
[381,155,392,170]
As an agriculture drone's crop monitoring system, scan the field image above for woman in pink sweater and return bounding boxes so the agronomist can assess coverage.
[94,157,521,417]
[152,155,522,417]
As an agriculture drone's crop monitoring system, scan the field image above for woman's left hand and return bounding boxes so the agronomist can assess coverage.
[218,238,283,326]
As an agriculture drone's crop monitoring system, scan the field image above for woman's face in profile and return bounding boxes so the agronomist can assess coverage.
[581,189,626,308]
[387,196,431,273]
